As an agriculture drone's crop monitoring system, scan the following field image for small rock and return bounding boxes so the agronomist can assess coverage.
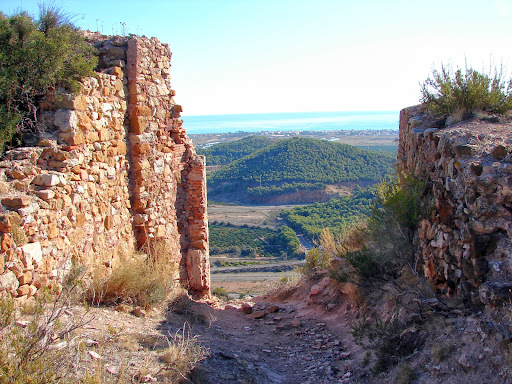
[267,304,280,313]
[492,145,509,160]
[88,350,101,360]
[248,310,265,319]
[262,349,272,353]
[241,302,253,314]
[115,304,133,313]
[132,307,146,318]
[218,351,235,359]
[106,366,120,375]
[290,318,301,327]
[224,304,238,311]
[141,374,157,383]
[457,354,472,369]
[15,320,30,327]
[85,339,98,346]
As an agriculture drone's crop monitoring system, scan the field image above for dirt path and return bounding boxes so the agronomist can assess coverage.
[58,281,362,383]
[160,296,358,384]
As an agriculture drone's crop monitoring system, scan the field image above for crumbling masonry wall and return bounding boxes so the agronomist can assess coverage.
[398,105,512,307]
[0,35,210,301]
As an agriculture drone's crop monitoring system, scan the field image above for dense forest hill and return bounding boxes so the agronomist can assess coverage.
[196,136,276,165]
[207,137,393,203]
[209,137,393,183]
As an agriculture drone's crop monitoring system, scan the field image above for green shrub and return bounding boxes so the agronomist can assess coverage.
[421,63,512,118]
[325,174,426,287]
[298,248,331,277]
[0,5,97,151]
[212,287,229,300]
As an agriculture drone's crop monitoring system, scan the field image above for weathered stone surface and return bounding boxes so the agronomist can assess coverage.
[2,197,31,209]
[21,242,43,267]
[398,105,512,306]
[54,109,78,132]
[32,174,61,187]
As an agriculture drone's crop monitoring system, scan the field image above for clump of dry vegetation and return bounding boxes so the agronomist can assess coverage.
[0,239,209,383]
[0,272,91,384]
[86,241,179,309]
[168,292,215,326]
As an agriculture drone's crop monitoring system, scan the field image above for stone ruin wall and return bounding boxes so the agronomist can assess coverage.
[0,35,210,302]
[398,105,512,307]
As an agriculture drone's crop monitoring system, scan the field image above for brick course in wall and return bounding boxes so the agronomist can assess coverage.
[0,35,210,302]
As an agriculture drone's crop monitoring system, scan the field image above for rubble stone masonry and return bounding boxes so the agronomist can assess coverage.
[0,35,210,302]
[398,105,512,307]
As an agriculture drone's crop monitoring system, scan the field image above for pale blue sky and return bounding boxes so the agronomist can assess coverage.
[2,0,512,116]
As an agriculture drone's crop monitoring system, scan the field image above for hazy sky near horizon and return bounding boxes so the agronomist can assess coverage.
[2,0,512,116]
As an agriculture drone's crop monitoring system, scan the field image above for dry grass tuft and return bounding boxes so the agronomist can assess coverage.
[159,325,208,382]
[86,241,179,309]
[167,292,216,326]
[0,283,93,384]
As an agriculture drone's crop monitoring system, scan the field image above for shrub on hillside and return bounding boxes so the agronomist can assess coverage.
[421,63,512,119]
[324,173,429,289]
[0,5,97,151]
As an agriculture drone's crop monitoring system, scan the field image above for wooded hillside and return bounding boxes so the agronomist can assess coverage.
[209,137,393,184]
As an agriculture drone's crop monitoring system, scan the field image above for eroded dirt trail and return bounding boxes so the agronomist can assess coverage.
[162,299,357,384]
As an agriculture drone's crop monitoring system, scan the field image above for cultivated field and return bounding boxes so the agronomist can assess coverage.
[208,204,299,227]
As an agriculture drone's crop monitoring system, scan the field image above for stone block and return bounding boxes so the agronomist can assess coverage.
[85,131,100,143]
[132,105,151,117]
[11,168,26,179]
[21,242,43,267]
[18,271,32,285]
[99,129,109,141]
[32,173,60,187]
[2,197,31,209]
[17,284,30,297]
[1,233,12,252]
[36,189,55,201]
[113,67,123,78]
[104,215,114,230]
[131,116,146,134]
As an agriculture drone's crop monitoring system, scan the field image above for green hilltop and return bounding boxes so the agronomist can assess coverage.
[208,137,394,185]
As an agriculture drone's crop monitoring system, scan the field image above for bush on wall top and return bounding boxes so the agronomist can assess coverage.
[0,3,97,152]
[420,63,512,118]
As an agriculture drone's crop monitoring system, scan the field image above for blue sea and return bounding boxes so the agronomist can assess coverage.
[182,111,399,134]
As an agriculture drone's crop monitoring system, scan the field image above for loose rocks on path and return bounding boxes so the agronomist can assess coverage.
[162,300,355,384]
